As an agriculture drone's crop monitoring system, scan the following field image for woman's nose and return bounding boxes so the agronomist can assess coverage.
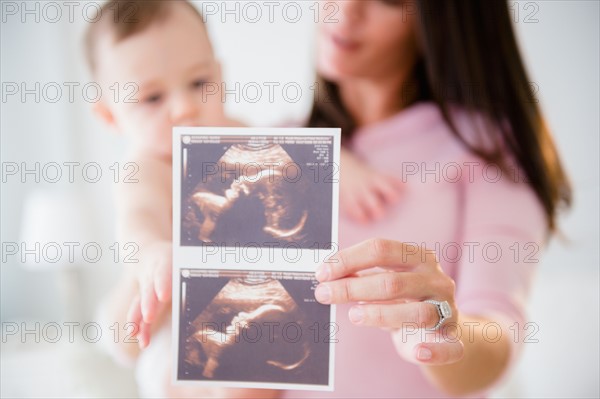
[169,92,198,126]
[336,0,363,25]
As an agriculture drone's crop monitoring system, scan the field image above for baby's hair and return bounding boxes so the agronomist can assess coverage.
[85,0,206,74]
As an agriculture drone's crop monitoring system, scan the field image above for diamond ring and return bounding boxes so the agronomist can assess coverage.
[424,300,453,331]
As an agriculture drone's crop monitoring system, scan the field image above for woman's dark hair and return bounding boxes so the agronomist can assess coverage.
[308,0,572,232]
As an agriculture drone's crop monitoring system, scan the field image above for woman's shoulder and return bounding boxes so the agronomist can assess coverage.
[398,103,521,173]
[445,104,509,154]
[446,106,547,242]
[398,104,547,239]
[348,101,498,155]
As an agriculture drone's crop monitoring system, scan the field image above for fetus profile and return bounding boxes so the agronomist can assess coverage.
[192,168,308,243]
[185,143,310,245]
[183,277,313,380]
[191,303,305,378]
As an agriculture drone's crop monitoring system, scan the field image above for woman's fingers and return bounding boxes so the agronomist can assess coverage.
[316,238,437,282]
[314,272,431,304]
[345,301,443,330]
[414,341,464,365]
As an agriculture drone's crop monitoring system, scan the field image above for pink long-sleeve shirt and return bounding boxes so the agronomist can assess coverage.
[284,102,547,398]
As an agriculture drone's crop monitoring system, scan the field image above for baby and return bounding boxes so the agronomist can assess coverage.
[87,0,229,357]
[87,0,401,397]
[87,2,266,397]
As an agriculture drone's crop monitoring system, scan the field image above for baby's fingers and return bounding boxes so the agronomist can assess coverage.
[360,190,386,221]
[342,197,370,224]
[140,274,159,324]
[126,297,151,349]
[373,176,404,205]
[137,321,151,349]
[126,295,143,334]
[154,265,172,303]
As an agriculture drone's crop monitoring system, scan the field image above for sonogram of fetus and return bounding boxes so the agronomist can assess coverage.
[185,143,310,245]
[183,277,312,380]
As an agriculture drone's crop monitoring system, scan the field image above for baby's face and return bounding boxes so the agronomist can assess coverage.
[95,3,225,159]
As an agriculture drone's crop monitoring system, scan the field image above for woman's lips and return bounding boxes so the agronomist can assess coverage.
[331,33,361,51]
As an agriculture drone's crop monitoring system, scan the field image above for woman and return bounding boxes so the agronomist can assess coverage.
[285,0,571,397]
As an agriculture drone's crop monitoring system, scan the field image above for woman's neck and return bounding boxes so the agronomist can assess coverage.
[338,69,417,128]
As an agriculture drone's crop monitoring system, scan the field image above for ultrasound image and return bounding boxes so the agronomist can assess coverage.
[181,135,334,249]
[178,270,330,385]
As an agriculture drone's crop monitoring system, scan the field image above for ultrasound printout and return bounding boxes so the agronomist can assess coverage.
[172,127,340,391]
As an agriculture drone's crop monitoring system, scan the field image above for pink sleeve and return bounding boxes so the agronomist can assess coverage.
[454,159,547,393]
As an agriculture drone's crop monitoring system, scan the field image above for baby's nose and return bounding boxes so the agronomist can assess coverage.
[170,94,199,126]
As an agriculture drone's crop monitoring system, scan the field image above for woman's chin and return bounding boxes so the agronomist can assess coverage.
[317,58,363,82]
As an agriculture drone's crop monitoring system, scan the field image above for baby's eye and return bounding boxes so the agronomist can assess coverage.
[143,93,163,104]
[191,79,208,89]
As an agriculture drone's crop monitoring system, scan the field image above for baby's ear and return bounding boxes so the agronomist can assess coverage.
[92,101,120,134]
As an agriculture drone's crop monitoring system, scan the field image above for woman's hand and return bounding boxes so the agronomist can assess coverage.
[314,238,464,365]
[127,240,173,348]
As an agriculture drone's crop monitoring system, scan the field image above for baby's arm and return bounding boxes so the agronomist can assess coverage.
[104,154,173,359]
[340,148,403,223]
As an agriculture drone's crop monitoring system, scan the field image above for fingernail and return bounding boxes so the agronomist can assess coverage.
[315,285,331,303]
[142,311,152,324]
[315,265,330,282]
[417,347,432,361]
[348,307,364,324]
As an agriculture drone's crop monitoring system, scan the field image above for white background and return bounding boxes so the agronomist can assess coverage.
[1,1,598,397]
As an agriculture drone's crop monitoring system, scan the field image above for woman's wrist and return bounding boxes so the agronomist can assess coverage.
[417,313,511,396]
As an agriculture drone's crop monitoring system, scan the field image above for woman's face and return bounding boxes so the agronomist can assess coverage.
[317,0,419,81]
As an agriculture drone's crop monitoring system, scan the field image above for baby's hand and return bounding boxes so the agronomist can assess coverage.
[340,148,403,223]
[127,241,172,348]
